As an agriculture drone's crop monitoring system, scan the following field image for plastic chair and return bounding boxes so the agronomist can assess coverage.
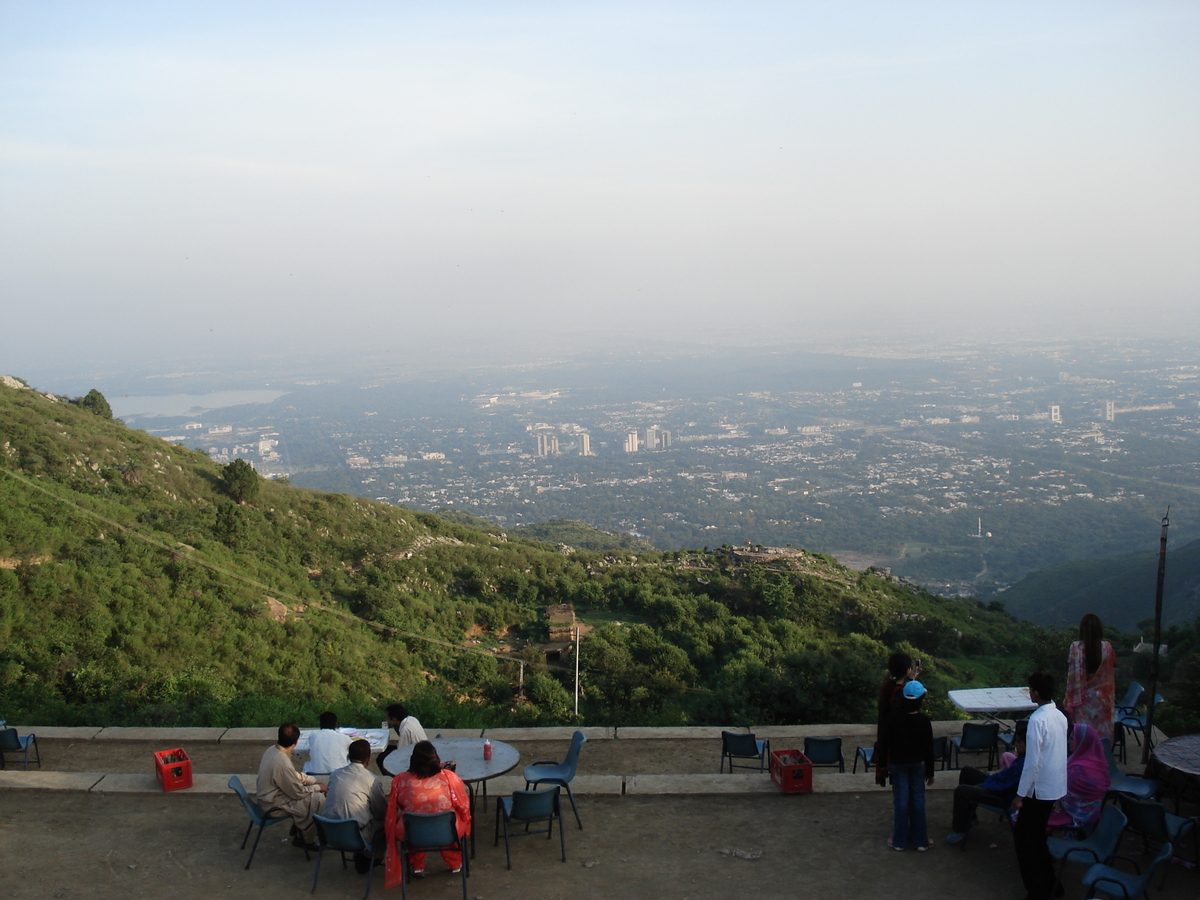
[1116,696,1164,760]
[1115,794,1199,889]
[1048,805,1127,889]
[1081,840,1173,899]
[958,800,1013,851]
[311,815,377,899]
[931,735,951,771]
[399,811,468,900]
[951,722,1000,770]
[227,775,292,870]
[1113,682,1144,717]
[0,727,40,770]
[494,787,566,870]
[852,746,874,773]
[719,731,769,775]
[524,729,587,829]
[1099,738,1158,807]
[803,737,844,772]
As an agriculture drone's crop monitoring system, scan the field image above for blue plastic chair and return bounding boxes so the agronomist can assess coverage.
[399,811,468,900]
[803,737,845,772]
[312,815,376,899]
[227,775,292,870]
[0,727,40,770]
[1114,682,1144,717]
[1116,794,1199,889]
[1081,840,1173,899]
[1099,738,1158,807]
[494,787,566,870]
[931,735,951,771]
[852,746,874,773]
[1116,695,1164,761]
[719,731,768,775]
[951,722,1000,770]
[1048,805,1127,890]
[525,730,587,828]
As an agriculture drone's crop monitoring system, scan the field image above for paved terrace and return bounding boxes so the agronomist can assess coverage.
[0,724,1194,900]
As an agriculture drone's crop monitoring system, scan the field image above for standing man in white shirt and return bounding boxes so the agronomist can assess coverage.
[304,711,353,775]
[376,703,428,776]
[1013,671,1068,900]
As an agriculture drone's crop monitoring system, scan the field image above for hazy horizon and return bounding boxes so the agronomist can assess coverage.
[3,2,1198,377]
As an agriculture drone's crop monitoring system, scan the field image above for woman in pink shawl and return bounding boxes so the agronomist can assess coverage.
[1049,724,1110,832]
[1065,613,1116,742]
[383,740,471,888]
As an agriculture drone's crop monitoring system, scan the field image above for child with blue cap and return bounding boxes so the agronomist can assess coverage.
[880,680,935,851]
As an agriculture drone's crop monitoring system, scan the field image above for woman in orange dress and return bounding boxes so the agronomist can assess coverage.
[383,740,471,888]
[1064,613,1116,743]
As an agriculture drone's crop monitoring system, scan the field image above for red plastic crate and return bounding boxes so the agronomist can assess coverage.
[769,749,812,793]
[154,747,193,792]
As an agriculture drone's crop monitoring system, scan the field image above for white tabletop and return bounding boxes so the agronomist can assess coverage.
[380,737,520,783]
[296,727,388,754]
[948,687,1038,714]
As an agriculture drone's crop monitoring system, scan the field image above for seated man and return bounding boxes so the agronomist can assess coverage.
[257,722,328,851]
[304,711,353,775]
[377,703,428,776]
[946,719,1028,844]
[326,739,389,872]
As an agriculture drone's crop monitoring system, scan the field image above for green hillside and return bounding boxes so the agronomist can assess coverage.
[0,378,1080,728]
[997,538,1200,631]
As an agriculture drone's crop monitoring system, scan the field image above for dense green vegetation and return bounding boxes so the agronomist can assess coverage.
[1,379,1194,733]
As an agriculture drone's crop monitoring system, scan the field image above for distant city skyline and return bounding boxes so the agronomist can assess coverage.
[3,1,1198,378]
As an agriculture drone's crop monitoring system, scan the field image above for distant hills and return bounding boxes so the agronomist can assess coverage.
[0,376,1073,727]
[997,537,1200,631]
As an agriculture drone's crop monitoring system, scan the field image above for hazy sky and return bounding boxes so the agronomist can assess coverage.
[2,2,1198,377]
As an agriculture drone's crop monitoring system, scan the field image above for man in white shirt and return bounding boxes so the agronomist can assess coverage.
[1013,671,1068,900]
[304,711,353,775]
[377,703,428,776]
[325,739,389,872]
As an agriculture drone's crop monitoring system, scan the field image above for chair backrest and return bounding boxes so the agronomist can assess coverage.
[228,775,266,823]
[560,730,587,775]
[0,728,21,752]
[803,737,842,765]
[314,814,366,853]
[402,810,458,849]
[510,787,559,821]
[722,731,762,758]
[1100,738,1122,779]
[1117,682,1144,711]
[960,722,999,750]
[1088,805,1128,858]
[931,735,948,761]
[1117,794,1170,841]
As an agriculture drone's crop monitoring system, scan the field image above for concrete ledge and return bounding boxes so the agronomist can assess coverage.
[483,727,612,741]
[754,724,877,739]
[484,774,624,797]
[95,727,228,742]
[92,774,164,792]
[431,729,485,738]
[626,773,777,794]
[219,728,277,742]
[5,726,104,740]
[191,773,258,794]
[617,727,729,740]
[0,771,105,791]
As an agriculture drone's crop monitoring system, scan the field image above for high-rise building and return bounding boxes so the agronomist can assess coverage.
[1105,400,1115,422]
[659,430,672,449]
[1049,404,1062,424]
[579,433,592,456]
[643,426,659,450]
[535,433,559,456]
[624,431,639,453]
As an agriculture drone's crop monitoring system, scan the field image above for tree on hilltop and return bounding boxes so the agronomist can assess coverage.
[221,458,260,504]
[74,388,113,419]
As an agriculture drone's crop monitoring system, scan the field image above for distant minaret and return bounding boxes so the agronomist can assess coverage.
[978,517,982,538]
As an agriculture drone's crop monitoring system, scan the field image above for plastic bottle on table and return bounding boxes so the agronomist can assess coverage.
[483,738,492,760]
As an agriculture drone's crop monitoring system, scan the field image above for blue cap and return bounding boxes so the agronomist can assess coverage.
[902,680,926,699]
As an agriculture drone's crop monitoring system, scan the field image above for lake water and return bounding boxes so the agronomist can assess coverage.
[111,389,290,419]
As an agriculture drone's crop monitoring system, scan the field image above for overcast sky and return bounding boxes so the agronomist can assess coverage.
[2,1,1198,377]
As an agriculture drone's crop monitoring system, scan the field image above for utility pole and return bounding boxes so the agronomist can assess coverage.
[573,625,581,716]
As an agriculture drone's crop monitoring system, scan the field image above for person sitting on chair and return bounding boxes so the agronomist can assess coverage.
[945,719,1027,845]
[256,722,327,852]
[304,710,353,775]
[377,703,428,775]
[325,739,388,872]
[383,740,470,888]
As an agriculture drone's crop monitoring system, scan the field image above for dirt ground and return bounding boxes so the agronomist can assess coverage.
[2,736,1196,899]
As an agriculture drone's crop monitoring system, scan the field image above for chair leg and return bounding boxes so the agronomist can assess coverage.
[241,820,254,850]
[311,845,324,894]
[557,813,567,862]
[457,836,468,900]
[563,783,582,830]
[245,823,266,869]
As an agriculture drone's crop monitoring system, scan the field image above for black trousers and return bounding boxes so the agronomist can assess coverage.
[1014,796,1056,900]
[952,766,1008,833]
